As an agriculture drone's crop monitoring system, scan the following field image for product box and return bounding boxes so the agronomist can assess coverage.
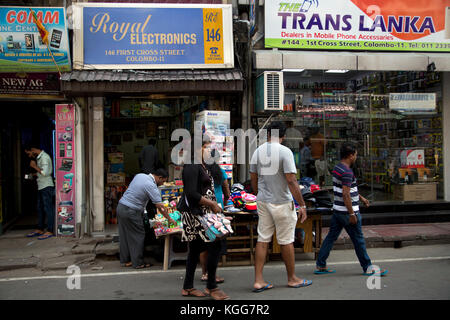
[108,153,124,164]
[417,168,432,182]
[161,104,172,117]
[169,164,183,181]
[400,149,425,168]
[393,183,437,201]
[107,173,126,185]
[140,102,153,117]
[152,104,162,116]
[109,163,124,173]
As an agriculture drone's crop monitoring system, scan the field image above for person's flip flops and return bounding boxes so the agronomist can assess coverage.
[37,233,54,240]
[27,231,43,238]
[314,268,336,275]
[288,279,313,288]
[252,282,273,293]
[134,263,152,269]
[363,269,388,277]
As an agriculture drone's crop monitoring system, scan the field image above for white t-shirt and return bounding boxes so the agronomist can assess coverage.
[250,142,297,204]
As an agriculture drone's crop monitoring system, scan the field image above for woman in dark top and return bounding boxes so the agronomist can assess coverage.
[180,138,230,300]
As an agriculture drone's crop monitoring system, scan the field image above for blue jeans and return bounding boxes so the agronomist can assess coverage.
[37,186,55,233]
[316,211,372,272]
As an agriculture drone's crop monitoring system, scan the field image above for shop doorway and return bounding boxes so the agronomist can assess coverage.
[0,102,56,233]
[102,95,239,234]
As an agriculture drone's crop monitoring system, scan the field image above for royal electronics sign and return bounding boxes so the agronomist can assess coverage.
[265,0,450,52]
[0,7,71,72]
[73,3,234,69]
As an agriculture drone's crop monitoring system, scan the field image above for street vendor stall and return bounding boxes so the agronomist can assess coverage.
[153,182,331,270]
[272,208,330,259]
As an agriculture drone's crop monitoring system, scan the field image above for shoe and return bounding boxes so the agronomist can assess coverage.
[288,279,312,288]
[37,233,54,240]
[252,282,273,293]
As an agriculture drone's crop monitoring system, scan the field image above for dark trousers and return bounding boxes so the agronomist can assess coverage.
[117,203,145,268]
[316,211,372,272]
[37,186,55,233]
[183,238,222,290]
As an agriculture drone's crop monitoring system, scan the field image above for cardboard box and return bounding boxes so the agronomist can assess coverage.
[393,183,437,201]
[108,153,124,164]
[107,173,126,185]
[109,163,124,173]
[168,164,183,181]
[417,168,432,182]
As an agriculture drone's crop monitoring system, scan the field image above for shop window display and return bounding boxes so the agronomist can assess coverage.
[261,70,444,203]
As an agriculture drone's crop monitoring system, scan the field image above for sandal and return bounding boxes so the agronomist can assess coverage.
[181,288,206,297]
[314,268,336,275]
[205,288,230,300]
[288,279,313,288]
[134,263,152,269]
[121,262,133,267]
[363,269,388,277]
[201,274,225,283]
[37,232,54,240]
[27,231,44,238]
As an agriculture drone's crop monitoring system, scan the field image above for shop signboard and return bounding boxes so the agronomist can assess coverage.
[265,0,450,52]
[389,93,436,113]
[0,7,71,72]
[73,3,234,69]
[0,72,60,95]
[55,104,76,237]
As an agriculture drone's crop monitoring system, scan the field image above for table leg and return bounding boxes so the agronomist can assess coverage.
[272,232,281,254]
[303,219,313,253]
[163,235,170,271]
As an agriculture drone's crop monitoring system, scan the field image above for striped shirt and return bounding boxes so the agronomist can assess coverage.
[332,163,359,215]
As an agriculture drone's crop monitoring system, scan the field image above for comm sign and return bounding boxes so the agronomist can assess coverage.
[0,7,71,72]
[73,3,234,69]
[265,0,450,52]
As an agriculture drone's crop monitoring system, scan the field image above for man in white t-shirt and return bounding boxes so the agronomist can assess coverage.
[249,122,312,292]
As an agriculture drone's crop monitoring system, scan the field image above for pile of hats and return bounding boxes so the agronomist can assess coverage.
[226,183,257,212]
[298,179,333,210]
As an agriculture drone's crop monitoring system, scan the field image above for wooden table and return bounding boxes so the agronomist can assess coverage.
[221,211,258,266]
[272,209,327,259]
[158,230,186,271]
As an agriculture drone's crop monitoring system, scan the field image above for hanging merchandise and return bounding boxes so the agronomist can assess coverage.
[198,212,233,241]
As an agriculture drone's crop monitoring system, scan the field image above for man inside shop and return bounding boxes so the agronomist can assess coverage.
[310,125,327,186]
[139,139,159,174]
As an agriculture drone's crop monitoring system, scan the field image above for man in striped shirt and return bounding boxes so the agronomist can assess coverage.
[314,142,387,276]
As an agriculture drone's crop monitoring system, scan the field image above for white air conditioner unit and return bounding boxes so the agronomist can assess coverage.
[255,71,284,112]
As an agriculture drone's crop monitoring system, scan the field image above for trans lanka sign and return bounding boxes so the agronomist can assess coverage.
[265,0,450,52]
[72,3,234,69]
[0,7,71,72]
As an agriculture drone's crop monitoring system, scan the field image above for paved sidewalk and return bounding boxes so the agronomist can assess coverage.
[1,222,450,272]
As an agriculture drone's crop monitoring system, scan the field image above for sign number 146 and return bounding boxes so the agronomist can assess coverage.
[206,28,221,42]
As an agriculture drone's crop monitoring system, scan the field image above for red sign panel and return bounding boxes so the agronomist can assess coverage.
[55,104,76,237]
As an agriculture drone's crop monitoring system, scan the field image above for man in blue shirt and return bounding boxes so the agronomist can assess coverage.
[314,142,388,277]
[117,168,175,269]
